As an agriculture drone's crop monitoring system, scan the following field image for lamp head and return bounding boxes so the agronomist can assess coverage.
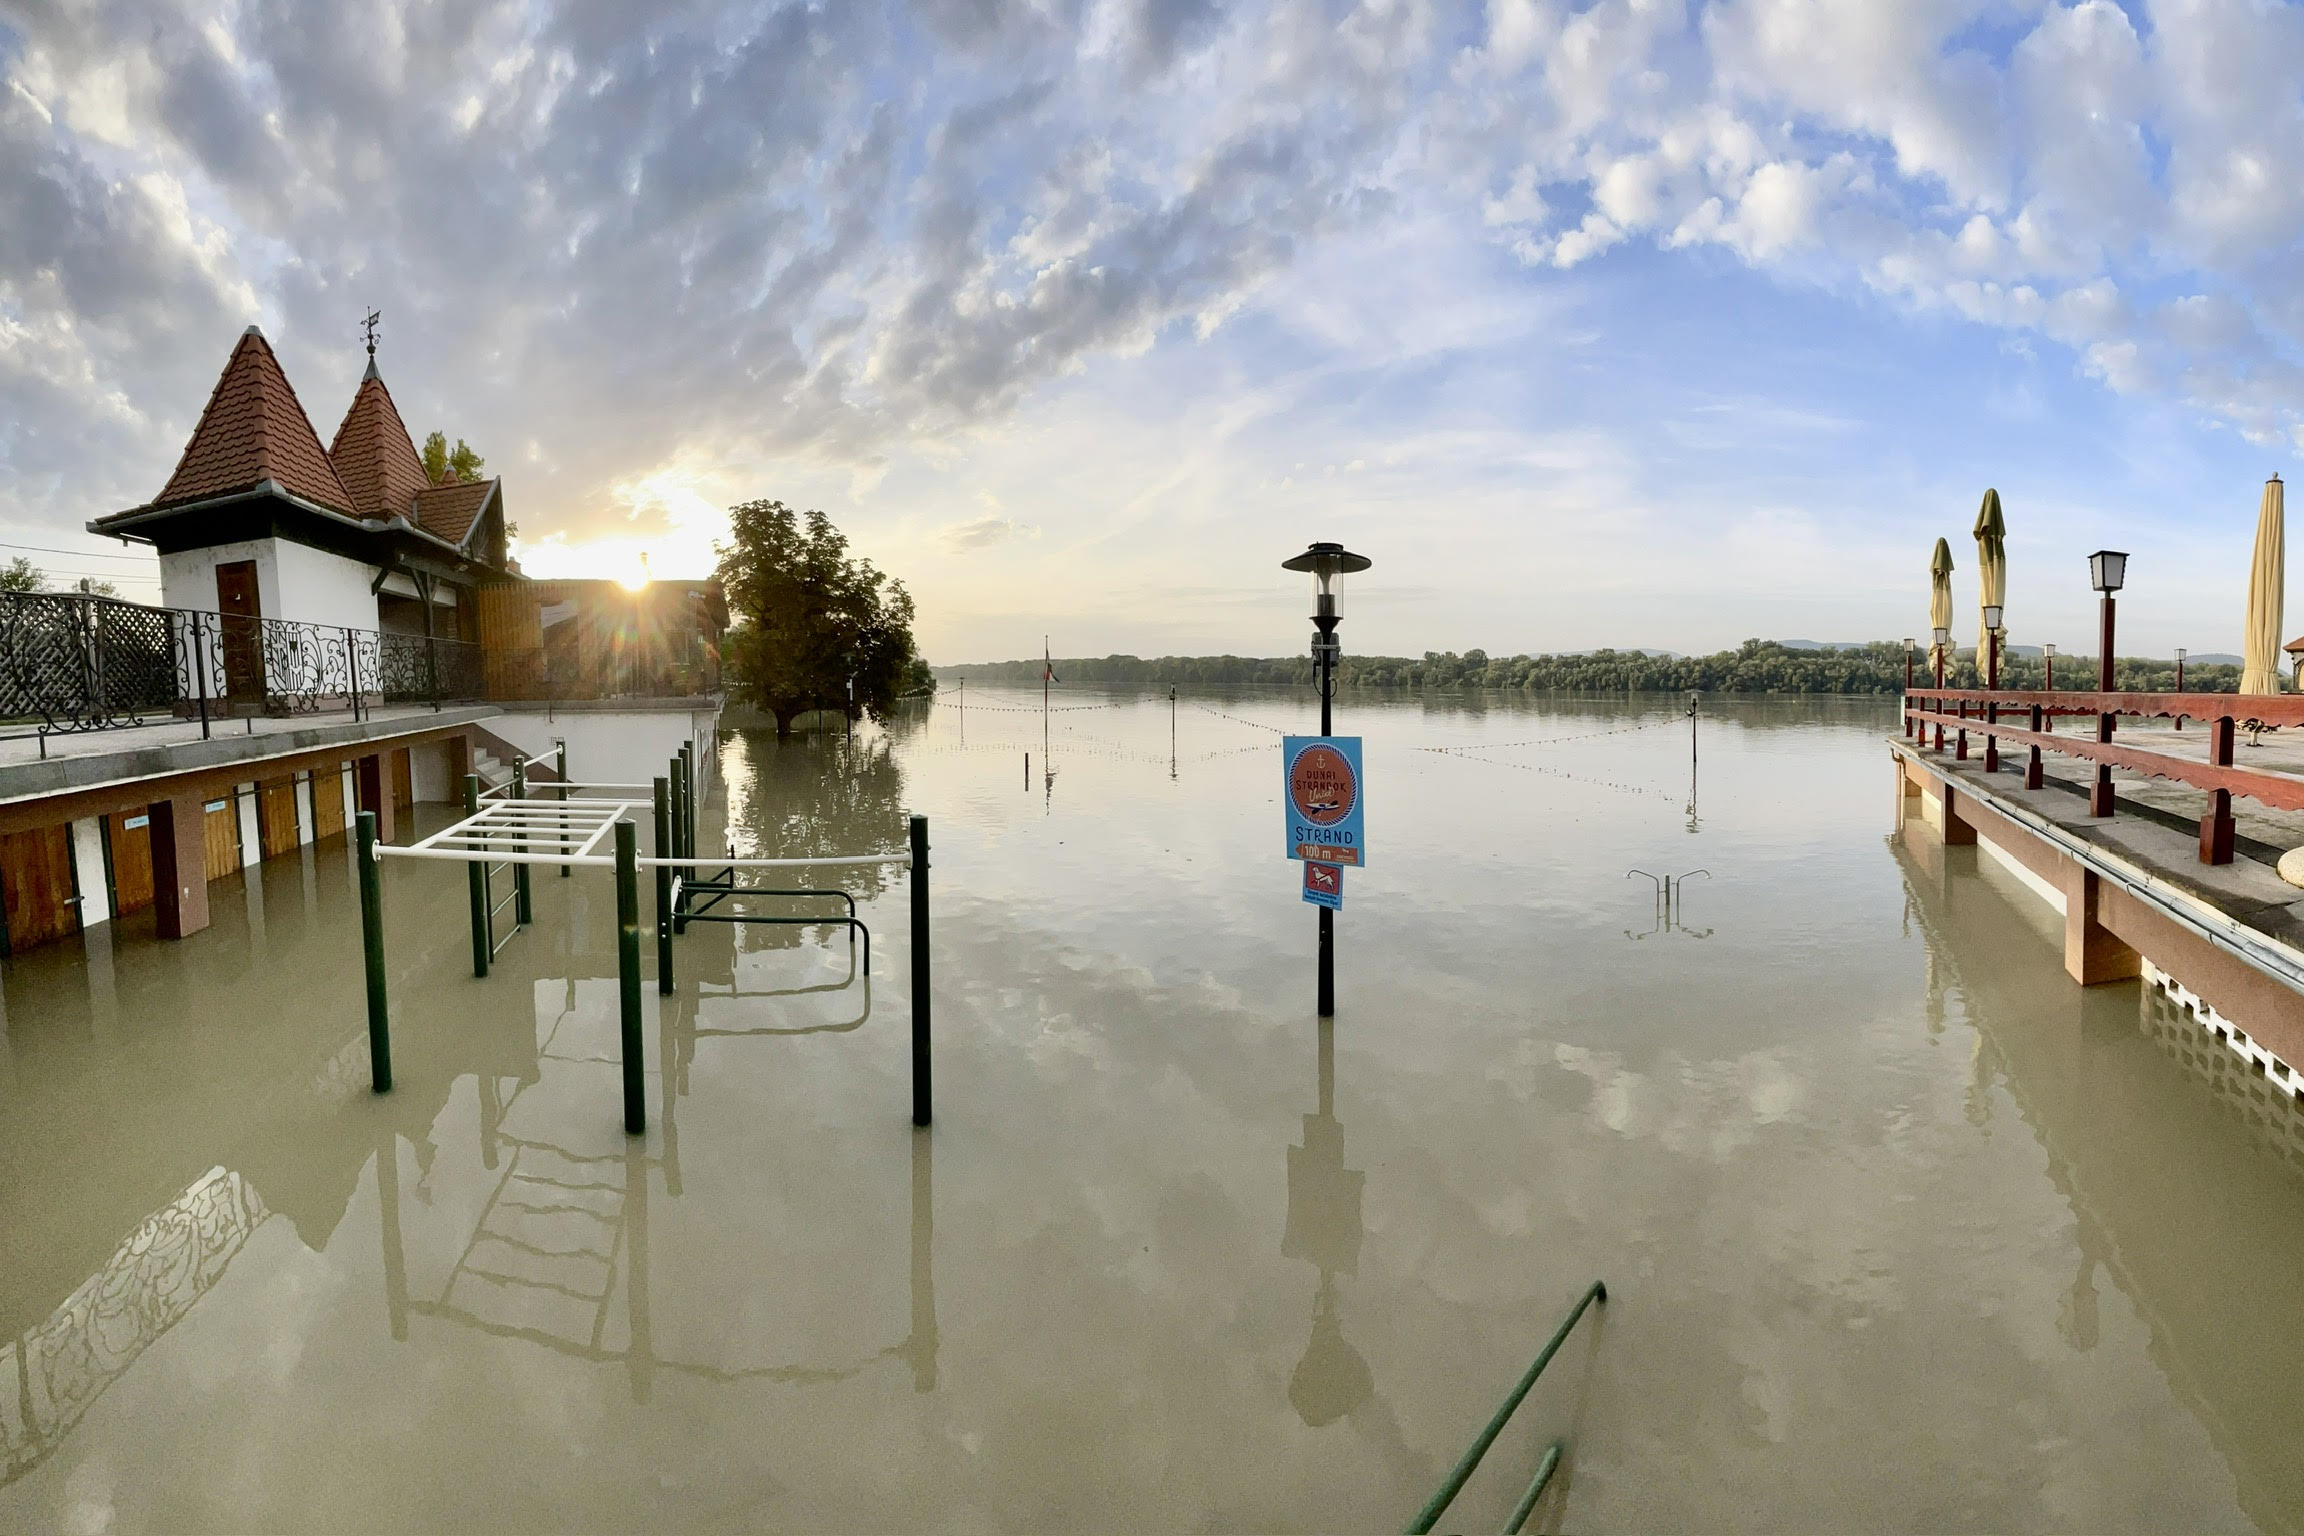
[1932,626,1950,647]
[2088,549,2128,594]
[1982,604,2003,631]
[2176,647,2187,662]
[2043,643,2056,658]
[1281,542,1373,610]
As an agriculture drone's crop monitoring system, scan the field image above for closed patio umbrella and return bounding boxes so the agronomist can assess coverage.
[1930,538,1954,672]
[1973,488,2006,671]
[2243,475,2285,696]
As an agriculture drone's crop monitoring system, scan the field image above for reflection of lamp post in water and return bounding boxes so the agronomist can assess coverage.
[1280,541,1371,1018]
[1284,1017,1370,1426]
[1685,690,1701,833]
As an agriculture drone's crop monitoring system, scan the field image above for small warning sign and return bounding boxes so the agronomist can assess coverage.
[1302,860,1343,909]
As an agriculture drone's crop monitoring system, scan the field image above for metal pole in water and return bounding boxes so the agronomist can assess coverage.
[653,777,674,994]
[910,814,931,1127]
[512,759,533,926]
[1317,646,1334,1019]
[357,810,391,1093]
[464,773,489,978]
[555,739,570,878]
[615,818,646,1135]
[680,740,696,877]
[666,761,687,938]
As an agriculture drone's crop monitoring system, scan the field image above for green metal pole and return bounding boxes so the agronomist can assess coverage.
[1502,1441,1565,1536]
[665,762,687,939]
[615,819,646,1135]
[680,740,696,875]
[555,740,570,877]
[464,773,489,978]
[357,810,391,1093]
[1405,1279,1607,1535]
[512,759,532,926]
[910,814,930,1127]
[653,777,674,994]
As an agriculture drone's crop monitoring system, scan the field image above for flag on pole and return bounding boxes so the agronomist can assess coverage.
[1044,640,1059,685]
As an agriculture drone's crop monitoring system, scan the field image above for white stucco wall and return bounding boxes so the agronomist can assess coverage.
[159,537,380,631]
[410,740,453,803]
[486,710,720,797]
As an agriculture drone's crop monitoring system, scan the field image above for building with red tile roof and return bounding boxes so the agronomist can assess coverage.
[88,326,519,642]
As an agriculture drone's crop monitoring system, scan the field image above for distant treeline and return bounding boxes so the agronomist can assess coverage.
[938,640,2247,695]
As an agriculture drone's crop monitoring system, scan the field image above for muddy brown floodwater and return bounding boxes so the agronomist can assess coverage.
[3,690,2303,1532]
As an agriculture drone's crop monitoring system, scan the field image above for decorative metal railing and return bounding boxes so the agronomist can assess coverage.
[0,588,484,748]
[1903,687,2304,866]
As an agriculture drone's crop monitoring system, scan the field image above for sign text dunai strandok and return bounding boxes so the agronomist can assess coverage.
[1282,736,1365,868]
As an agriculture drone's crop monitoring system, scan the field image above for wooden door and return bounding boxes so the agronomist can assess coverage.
[215,560,263,705]
[0,824,78,954]
[203,796,241,880]
[258,777,299,859]
[311,766,347,842]
[107,810,155,915]
[391,747,413,810]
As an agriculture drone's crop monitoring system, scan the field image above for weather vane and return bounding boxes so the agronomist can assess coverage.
[362,308,381,359]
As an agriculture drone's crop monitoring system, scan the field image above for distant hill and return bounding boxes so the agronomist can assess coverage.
[937,641,2245,695]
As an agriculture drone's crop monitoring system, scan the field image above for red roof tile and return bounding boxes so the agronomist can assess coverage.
[149,328,355,515]
[412,477,497,547]
[327,363,431,523]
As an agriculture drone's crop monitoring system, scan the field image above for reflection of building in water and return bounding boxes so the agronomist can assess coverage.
[1891,821,2304,1534]
[1283,1019,1370,1427]
[2,1168,267,1488]
[2138,966,2304,1172]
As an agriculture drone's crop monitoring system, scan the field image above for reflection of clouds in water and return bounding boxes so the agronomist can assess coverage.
[1548,1043,1808,1153]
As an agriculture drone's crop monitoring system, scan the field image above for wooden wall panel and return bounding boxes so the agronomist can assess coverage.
[1,824,78,953]
[390,748,413,813]
[203,796,239,881]
[258,777,299,859]
[311,766,347,842]
[107,811,155,915]
[477,582,543,699]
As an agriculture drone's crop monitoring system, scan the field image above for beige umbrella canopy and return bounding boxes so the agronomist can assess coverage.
[2243,475,2285,696]
[1929,537,1954,671]
[1973,488,2006,669]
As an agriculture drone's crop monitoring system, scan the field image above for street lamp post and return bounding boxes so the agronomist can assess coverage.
[1281,541,1371,1020]
[1931,626,1949,751]
[2174,647,2187,731]
[1982,604,2003,773]
[2088,550,2128,817]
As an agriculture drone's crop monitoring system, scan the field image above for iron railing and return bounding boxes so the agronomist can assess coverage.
[0,587,483,749]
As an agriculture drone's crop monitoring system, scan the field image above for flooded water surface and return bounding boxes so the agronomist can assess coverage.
[4,690,2304,1532]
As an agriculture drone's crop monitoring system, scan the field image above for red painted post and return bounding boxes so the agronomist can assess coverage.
[1932,651,1945,751]
[2091,596,2117,817]
[2026,705,2043,789]
[1903,644,1914,739]
[1956,697,1968,760]
[2200,715,2236,865]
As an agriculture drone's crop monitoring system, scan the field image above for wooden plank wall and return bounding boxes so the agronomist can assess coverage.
[258,777,299,859]
[312,766,347,842]
[202,796,239,880]
[477,582,542,700]
[0,825,78,953]
[107,811,155,915]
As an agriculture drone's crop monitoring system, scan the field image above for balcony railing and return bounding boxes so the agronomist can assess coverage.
[1904,687,2304,865]
[0,588,483,750]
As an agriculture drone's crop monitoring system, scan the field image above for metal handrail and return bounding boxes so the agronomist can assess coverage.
[1405,1279,1606,1535]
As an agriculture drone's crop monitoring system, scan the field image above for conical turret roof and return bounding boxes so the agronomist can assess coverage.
[328,360,431,523]
[150,327,355,515]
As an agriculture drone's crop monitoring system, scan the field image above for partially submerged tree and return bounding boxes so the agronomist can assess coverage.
[717,500,922,736]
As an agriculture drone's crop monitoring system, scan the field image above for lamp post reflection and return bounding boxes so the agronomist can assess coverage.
[1283,1016,1370,1427]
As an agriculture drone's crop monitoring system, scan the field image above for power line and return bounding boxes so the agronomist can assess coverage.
[0,539,160,564]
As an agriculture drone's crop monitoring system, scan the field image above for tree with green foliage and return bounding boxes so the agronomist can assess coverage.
[0,557,45,593]
[421,431,486,485]
[716,500,923,735]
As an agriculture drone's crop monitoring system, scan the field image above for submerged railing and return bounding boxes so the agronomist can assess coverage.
[1904,687,2304,865]
[1406,1278,1607,1535]
[0,587,483,748]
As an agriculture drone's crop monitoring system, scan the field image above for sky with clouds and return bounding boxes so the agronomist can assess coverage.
[4,0,2303,663]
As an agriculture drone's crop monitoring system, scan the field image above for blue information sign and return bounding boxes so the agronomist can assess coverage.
[1282,735,1365,866]
[1302,860,1343,909]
